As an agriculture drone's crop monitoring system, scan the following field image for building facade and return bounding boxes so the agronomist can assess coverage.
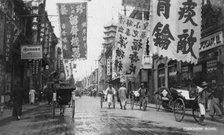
[153,1,224,92]
[0,0,58,104]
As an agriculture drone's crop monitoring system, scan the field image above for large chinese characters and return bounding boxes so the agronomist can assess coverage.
[150,0,201,63]
[58,3,87,59]
[114,14,149,76]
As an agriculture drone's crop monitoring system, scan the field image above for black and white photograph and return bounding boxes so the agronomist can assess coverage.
[0,0,224,135]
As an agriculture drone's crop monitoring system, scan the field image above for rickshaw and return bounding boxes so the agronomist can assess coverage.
[52,85,76,118]
[99,90,115,109]
[155,87,200,122]
[130,90,147,111]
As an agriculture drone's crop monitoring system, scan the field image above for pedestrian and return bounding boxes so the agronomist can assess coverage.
[105,84,116,109]
[209,84,223,119]
[46,85,53,105]
[138,83,148,110]
[196,81,208,126]
[71,88,78,118]
[207,82,215,112]
[118,83,127,110]
[29,87,36,104]
[217,83,224,114]
[11,84,25,120]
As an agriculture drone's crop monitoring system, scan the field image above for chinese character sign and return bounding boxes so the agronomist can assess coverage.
[58,3,87,59]
[150,0,202,64]
[107,57,111,76]
[115,14,149,76]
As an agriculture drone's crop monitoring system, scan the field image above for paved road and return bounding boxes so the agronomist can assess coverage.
[0,96,223,135]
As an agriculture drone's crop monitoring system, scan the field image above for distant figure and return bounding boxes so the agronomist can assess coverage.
[138,83,148,109]
[46,86,53,105]
[29,88,36,104]
[11,85,25,120]
[118,83,127,110]
[106,84,116,108]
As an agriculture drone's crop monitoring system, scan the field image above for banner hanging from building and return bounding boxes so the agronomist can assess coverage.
[114,14,150,76]
[58,3,87,59]
[122,0,150,11]
[150,0,202,64]
[63,59,72,80]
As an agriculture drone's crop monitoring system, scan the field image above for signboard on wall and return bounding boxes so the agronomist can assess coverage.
[200,31,223,52]
[142,55,152,69]
[21,45,42,59]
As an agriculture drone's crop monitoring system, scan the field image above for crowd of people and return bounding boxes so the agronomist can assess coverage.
[101,80,224,126]
[102,82,148,110]
[10,79,224,125]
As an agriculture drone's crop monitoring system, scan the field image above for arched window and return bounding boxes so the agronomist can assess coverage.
[158,63,165,88]
[168,60,177,88]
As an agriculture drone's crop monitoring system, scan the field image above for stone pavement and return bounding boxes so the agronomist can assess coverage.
[0,102,46,121]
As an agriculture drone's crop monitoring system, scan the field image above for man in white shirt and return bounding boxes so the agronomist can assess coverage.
[29,88,36,104]
[105,84,116,108]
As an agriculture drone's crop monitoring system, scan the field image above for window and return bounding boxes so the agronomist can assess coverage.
[158,63,165,88]
[168,60,177,88]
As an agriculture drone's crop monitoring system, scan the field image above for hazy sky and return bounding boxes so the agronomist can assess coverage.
[45,0,127,81]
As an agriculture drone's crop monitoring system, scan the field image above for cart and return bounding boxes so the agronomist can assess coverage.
[155,87,200,122]
[130,90,147,111]
[52,86,76,118]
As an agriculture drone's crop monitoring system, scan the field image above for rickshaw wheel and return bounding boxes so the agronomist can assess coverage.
[130,96,134,110]
[72,100,75,118]
[192,103,200,123]
[142,97,147,111]
[155,95,161,111]
[100,95,103,108]
[173,98,185,122]
[113,99,116,108]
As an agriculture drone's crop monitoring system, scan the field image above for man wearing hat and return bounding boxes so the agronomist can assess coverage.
[196,81,208,125]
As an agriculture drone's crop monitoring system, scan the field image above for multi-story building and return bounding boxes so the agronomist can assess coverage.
[153,0,224,91]
[0,0,58,104]
[122,0,224,104]
[0,0,34,103]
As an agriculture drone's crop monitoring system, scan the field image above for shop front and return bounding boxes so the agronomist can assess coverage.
[195,30,224,85]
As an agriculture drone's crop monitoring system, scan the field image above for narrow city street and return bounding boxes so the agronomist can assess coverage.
[0,96,223,135]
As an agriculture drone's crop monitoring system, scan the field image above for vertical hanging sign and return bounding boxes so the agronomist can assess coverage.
[58,2,87,59]
[150,0,202,64]
[114,14,150,76]
[107,57,111,76]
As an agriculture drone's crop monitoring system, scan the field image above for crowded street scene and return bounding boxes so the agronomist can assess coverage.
[0,0,224,135]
